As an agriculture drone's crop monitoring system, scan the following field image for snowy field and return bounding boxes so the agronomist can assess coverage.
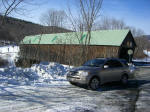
[0,45,150,112]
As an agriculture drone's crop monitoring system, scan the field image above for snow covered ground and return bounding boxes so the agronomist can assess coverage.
[0,62,72,86]
[0,45,19,53]
[0,83,138,112]
[0,45,19,67]
[134,68,150,112]
[0,45,149,112]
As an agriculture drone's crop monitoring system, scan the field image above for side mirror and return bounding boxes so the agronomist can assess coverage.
[104,65,109,69]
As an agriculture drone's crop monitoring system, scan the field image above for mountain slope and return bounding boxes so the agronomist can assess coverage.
[0,16,71,42]
[144,35,150,41]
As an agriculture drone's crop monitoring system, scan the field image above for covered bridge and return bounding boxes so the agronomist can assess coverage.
[20,29,136,65]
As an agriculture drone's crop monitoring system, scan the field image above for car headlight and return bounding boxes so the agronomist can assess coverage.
[130,69,134,73]
[129,66,135,73]
[78,71,89,77]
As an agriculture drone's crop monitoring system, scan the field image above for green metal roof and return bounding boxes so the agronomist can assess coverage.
[21,29,130,46]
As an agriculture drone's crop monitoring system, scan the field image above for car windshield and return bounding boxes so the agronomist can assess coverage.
[83,59,105,67]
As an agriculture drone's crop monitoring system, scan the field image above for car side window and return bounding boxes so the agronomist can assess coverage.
[104,60,113,68]
[104,60,123,68]
[111,60,123,67]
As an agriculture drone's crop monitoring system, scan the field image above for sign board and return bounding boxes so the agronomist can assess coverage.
[128,49,133,55]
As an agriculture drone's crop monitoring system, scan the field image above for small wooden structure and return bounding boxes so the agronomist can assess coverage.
[20,29,136,65]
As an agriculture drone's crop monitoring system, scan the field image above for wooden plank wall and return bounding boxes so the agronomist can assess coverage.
[20,44,119,65]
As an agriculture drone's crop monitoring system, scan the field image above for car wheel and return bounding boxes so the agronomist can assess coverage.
[89,77,100,90]
[121,75,128,85]
[69,82,76,85]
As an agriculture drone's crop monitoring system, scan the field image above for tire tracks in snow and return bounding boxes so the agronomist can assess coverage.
[131,67,150,112]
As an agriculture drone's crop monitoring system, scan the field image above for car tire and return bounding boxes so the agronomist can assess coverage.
[121,75,128,85]
[89,77,100,90]
[69,82,76,85]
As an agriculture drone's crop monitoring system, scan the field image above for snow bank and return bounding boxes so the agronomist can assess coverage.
[0,45,73,86]
[144,50,150,57]
[0,45,19,53]
[31,62,72,85]
[0,45,20,67]
[0,62,72,86]
[134,50,150,62]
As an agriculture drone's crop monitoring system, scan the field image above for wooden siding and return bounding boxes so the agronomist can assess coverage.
[20,44,119,65]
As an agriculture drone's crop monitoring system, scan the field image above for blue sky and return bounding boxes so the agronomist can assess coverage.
[11,0,150,34]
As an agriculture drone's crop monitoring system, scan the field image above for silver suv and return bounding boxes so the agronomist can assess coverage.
[67,58,135,90]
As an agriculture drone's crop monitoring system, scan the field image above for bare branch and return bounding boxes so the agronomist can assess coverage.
[40,9,67,28]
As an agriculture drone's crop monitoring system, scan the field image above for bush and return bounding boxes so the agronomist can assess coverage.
[15,58,40,68]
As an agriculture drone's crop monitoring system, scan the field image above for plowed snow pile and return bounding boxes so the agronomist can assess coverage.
[0,45,72,86]
[0,62,72,86]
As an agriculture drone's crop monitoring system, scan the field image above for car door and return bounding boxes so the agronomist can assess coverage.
[101,60,123,83]
[100,60,115,83]
[110,60,124,81]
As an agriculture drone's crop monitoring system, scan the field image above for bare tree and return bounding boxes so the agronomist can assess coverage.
[95,16,126,30]
[95,16,145,37]
[0,0,43,25]
[66,0,103,65]
[134,36,150,59]
[40,9,67,28]
[68,0,103,43]
[0,0,24,24]
[78,0,103,45]
[1,0,23,17]
[126,26,145,37]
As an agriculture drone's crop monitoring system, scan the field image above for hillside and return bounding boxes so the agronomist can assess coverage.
[144,35,150,41]
[0,16,71,42]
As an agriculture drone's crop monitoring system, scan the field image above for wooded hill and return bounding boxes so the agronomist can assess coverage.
[0,16,71,43]
[144,35,150,41]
